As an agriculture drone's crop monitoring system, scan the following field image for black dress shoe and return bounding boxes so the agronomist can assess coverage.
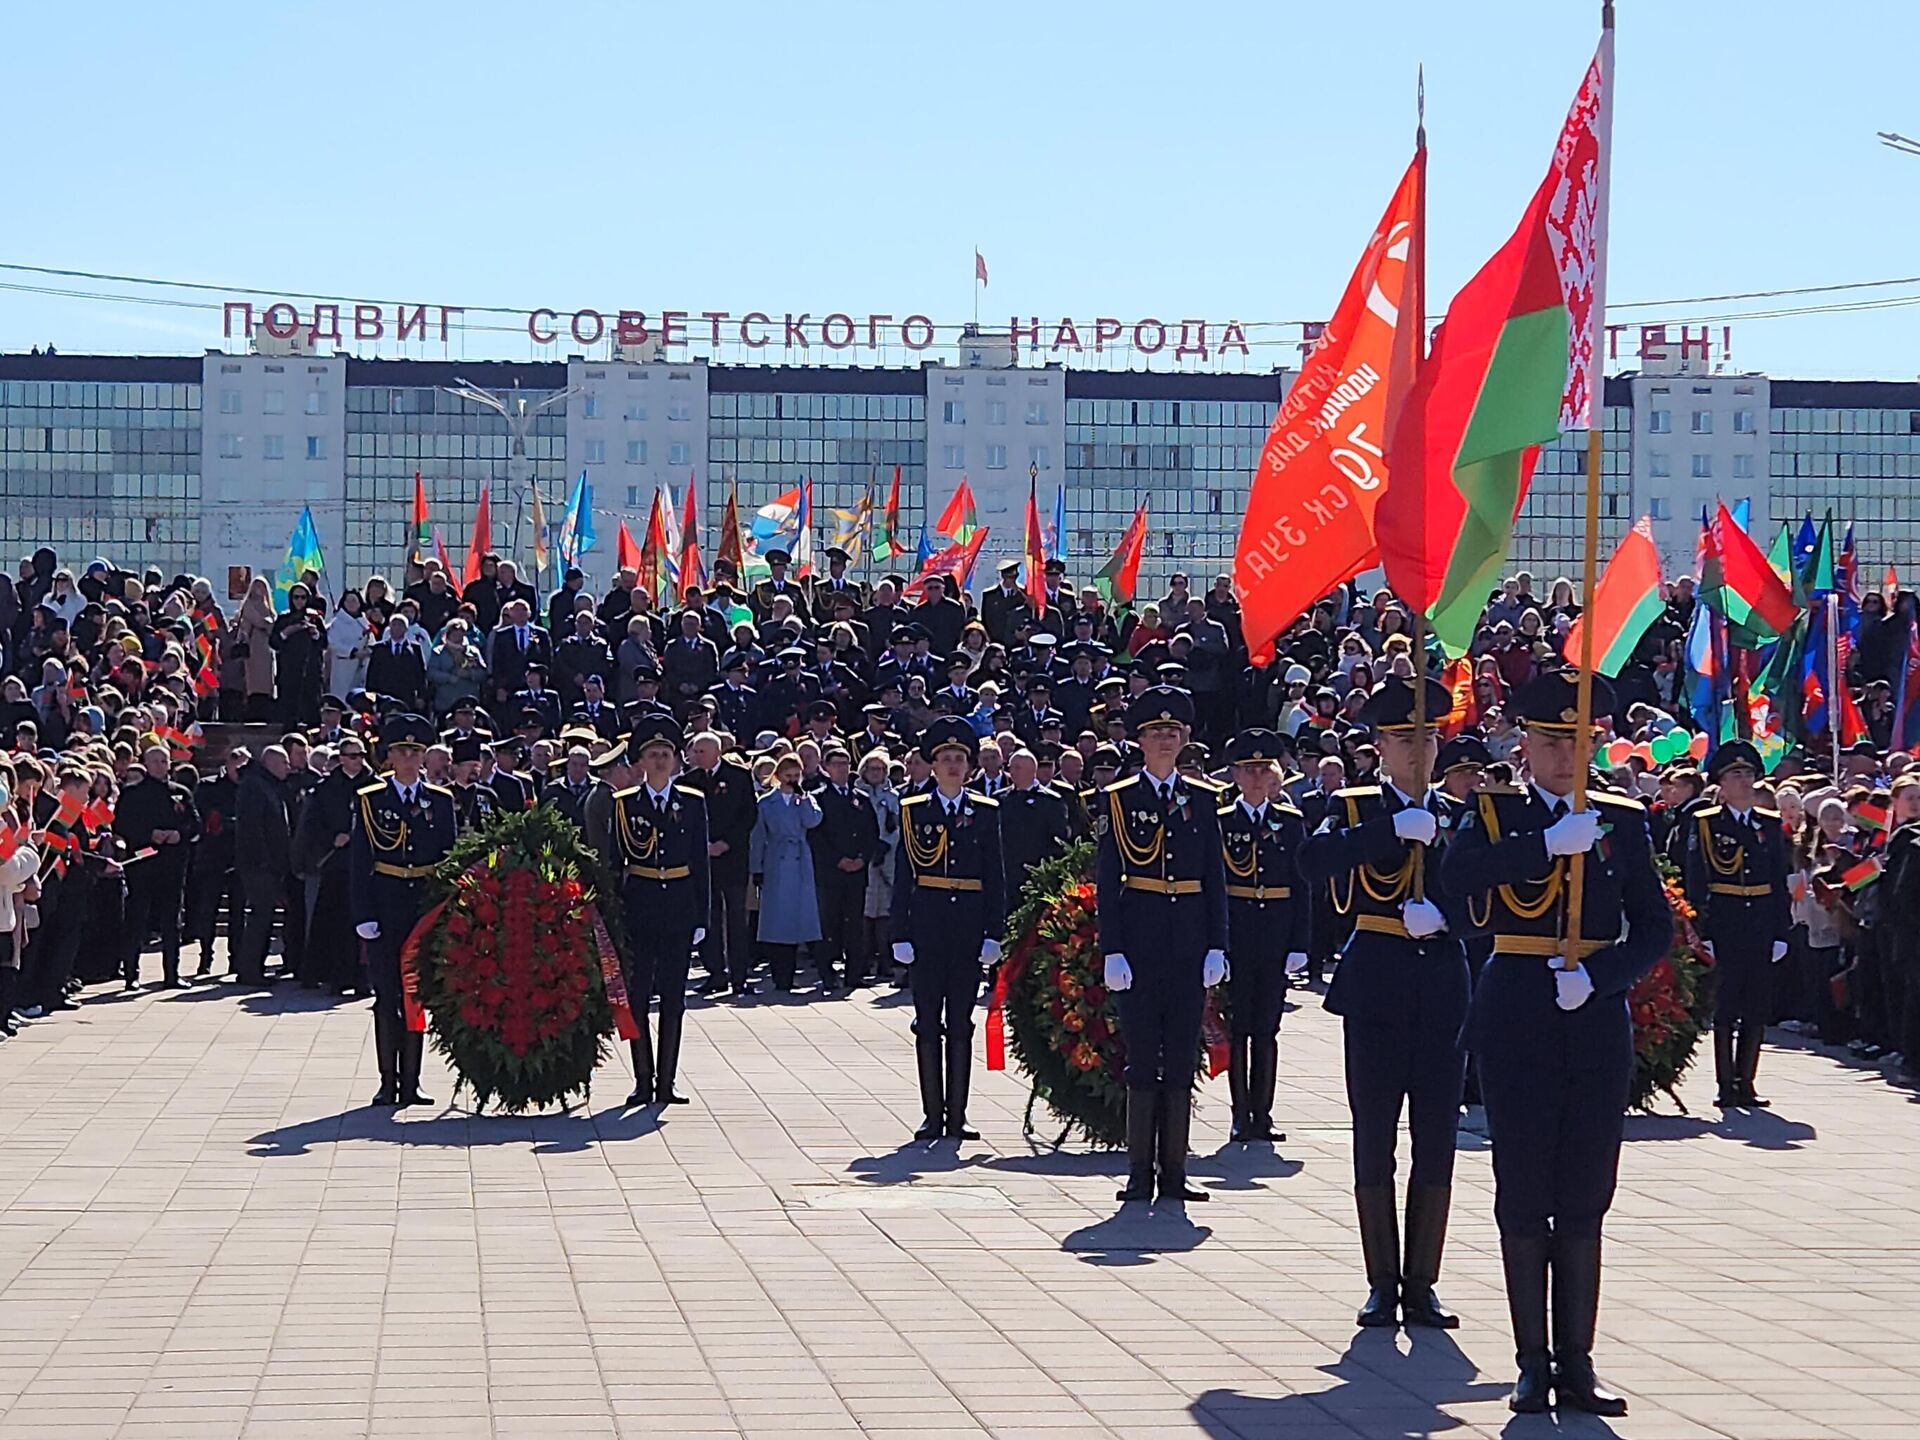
[1355,1284,1398,1328]
[1115,1174,1155,1202]
[1714,1087,1736,1109]
[164,978,188,990]
[656,1088,689,1105]
[1400,1284,1458,1329]
[914,1117,943,1141]
[1509,1356,1552,1413]
[371,1089,400,1108]
[625,1087,650,1107]
[1739,1083,1771,1108]
[1555,1359,1629,1416]
[398,1091,433,1108]
[947,1122,981,1141]
[122,980,138,993]
[1229,1122,1249,1143]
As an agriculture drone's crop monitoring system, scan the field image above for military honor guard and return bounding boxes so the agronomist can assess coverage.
[1095,686,1229,1204]
[607,714,710,1107]
[1218,729,1310,1144]
[1297,675,1468,1329]
[1684,739,1791,1109]
[1440,670,1671,1415]
[891,717,1005,1142]
[350,714,458,1108]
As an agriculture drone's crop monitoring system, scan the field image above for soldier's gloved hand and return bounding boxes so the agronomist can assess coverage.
[1544,809,1602,856]
[891,941,915,966]
[1771,939,1789,963]
[1103,953,1133,991]
[1551,958,1595,1011]
[1392,808,1438,845]
[1401,898,1447,938]
[1285,951,1310,976]
[1702,940,1715,961]
[1202,949,1229,987]
[355,921,380,941]
[692,928,706,946]
[979,938,1001,967]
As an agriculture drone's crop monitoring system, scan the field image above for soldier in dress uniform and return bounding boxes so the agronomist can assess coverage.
[1684,739,1791,1108]
[606,715,710,1107]
[1219,729,1310,1144]
[707,652,758,739]
[1297,674,1468,1330]
[350,713,458,1108]
[749,548,806,622]
[891,717,1005,1142]
[1439,669,1670,1416]
[486,735,536,812]
[1096,686,1229,1204]
[447,734,498,836]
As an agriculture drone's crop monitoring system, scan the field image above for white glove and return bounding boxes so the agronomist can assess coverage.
[1544,809,1602,857]
[1285,951,1310,976]
[1104,953,1134,991]
[1771,940,1789,964]
[892,941,915,966]
[355,921,380,941]
[1552,959,1595,1011]
[1702,940,1715,961]
[980,938,1001,967]
[692,928,706,946]
[1401,898,1446,938]
[1202,949,1229,987]
[1392,808,1438,844]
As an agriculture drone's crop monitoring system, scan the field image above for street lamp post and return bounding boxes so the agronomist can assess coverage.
[439,377,579,584]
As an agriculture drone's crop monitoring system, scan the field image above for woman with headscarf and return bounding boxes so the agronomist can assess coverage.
[235,577,276,722]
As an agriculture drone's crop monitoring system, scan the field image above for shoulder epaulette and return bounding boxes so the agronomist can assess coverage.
[1753,805,1781,821]
[1216,801,1238,817]
[356,781,386,798]
[1185,777,1226,795]
[1693,803,1723,819]
[422,783,452,798]
[1591,790,1646,812]
[970,793,998,808]
[613,784,642,801]
[1477,783,1525,795]
[1333,785,1383,801]
[1103,775,1141,795]
[1271,798,1303,818]
[672,785,704,801]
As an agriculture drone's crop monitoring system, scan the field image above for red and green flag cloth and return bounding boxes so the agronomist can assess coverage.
[872,466,904,562]
[1093,500,1149,606]
[409,472,430,565]
[1839,856,1881,892]
[935,478,980,545]
[1563,517,1664,677]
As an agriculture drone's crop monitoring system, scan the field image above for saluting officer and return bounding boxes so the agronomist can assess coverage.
[1440,670,1670,1416]
[891,717,1005,1143]
[1096,686,1229,1204]
[1297,674,1468,1330]
[350,713,458,1108]
[1218,729,1310,1144]
[607,715,710,1108]
[1684,739,1791,1109]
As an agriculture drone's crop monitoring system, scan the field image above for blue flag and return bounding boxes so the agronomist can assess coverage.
[556,470,597,571]
[915,515,935,571]
[273,506,325,608]
[1050,482,1068,562]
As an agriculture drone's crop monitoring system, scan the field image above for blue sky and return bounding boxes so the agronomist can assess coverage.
[6,1,1918,378]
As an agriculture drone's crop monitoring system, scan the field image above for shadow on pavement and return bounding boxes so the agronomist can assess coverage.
[1063,1204,1212,1265]
[1190,1330,1537,1439]
[846,1142,990,1185]
[247,1102,663,1157]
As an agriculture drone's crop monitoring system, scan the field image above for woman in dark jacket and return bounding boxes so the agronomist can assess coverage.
[270,586,326,728]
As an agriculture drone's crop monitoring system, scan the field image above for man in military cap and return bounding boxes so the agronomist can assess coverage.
[809,741,881,990]
[980,559,1032,645]
[514,661,563,738]
[1440,668,1670,1415]
[447,734,498,836]
[1685,738,1791,1109]
[708,651,758,738]
[623,656,672,729]
[1097,686,1229,1204]
[853,703,901,757]
[1219,729,1310,1143]
[314,693,351,747]
[439,695,494,746]
[893,717,1005,1141]
[750,548,803,622]
[810,545,866,622]
[606,714,710,1106]
[758,645,819,737]
[1434,735,1491,802]
[488,734,537,812]
[569,674,622,742]
[350,713,458,1108]
[1013,678,1064,749]
[1298,673,1468,1330]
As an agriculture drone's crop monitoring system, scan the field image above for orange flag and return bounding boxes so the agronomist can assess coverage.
[1234,152,1425,664]
[463,485,491,589]
[616,520,641,573]
[717,479,744,578]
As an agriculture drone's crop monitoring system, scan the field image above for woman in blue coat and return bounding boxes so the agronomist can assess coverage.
[750,753,823,991]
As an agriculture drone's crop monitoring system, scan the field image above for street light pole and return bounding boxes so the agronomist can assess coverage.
[440,377,579,585]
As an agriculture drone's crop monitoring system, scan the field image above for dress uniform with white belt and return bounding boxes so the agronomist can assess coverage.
[1296,675,1469,1331]
[1683,739,1791,1109]
[349,713,457,1108]
[891,717,1005,1143]
[607,715,710,1108]
[1439,670,1671,1417]
[1096,686,1229,1205]
[1218,729,1310,1144]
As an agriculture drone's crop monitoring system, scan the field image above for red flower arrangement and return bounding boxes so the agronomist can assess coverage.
[1626,867,1715,1111]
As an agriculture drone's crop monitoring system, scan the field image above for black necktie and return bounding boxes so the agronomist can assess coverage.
[1549,798,1566,822]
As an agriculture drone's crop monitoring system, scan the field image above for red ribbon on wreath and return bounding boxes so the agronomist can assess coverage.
[397,896,450,1034]
[1201,990,1230,1079]
[591,910,641,1041]
[984,935,1032,1071]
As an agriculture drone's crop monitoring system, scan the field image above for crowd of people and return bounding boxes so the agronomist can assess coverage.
[0,537,1912,1102]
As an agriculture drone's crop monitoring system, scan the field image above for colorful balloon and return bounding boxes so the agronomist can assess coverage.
[1687,731,1709,760]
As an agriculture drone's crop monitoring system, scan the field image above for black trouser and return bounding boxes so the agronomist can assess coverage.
[1344,1011,1464,1191]
[187,860,242,972]
[911,941,981,1115]
[122,859,187,985]
[281,872,310,980]
[30,875,87,1008]
[237,869,284,983]
[1115,951,1205,1088]
[308,865,357,990]
[706,873,751,989]
[814,865,866,984]
[764,942,800,990]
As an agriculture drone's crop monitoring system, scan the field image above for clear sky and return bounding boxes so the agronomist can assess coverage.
[6,0,1918,378]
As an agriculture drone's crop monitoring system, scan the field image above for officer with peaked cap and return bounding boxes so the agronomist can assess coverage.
[1687,738,1790,1109]
[892,716,1004,1142]
[1434,735,1492,801]
[607,712,710,1108]
[350,713,457,1109]
[1298,673,1469,1331]
[1440,668,1670,1415]
[811,544,866,621]
[1218,729,1310,1143]
[1097,686,1229,1204]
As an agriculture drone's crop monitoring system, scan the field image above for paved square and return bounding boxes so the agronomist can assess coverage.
[2,962,1915,1439]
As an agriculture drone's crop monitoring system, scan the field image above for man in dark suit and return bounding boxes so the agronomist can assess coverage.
[808,743,880,988]
[662,607,721,711]
[706,652,758,739]
[999,746,1071,905]
[485,599,551,712]
[568,675,622,741]
[910,573,968,659]
[1012,678,1064,749]
[364,615,426,711]
[861,579,912,663]
[553,607,615,707]
[683,730,760,996]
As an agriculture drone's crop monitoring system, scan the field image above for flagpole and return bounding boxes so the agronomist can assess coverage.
[1829,589,1842,786]
[1563,0,1614,973]
[1407,65,1431,899]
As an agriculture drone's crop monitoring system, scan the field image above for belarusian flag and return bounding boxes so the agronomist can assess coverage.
[1094,500,1149,606]
[1378,33,1611,654]
[1705,500,1798,636]
[936,478,979,545]
[679,474,704,594]
[872,465,903,562]
[1563,517,1664,677]
[409,472,430,565]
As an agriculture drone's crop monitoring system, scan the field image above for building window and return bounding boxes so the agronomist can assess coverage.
[306,435,325,460]
[1732,453,1754,479]
[668,400,692,422]
[1649,452,1670,478]
[219,389,241,414]
[943,401,965,424]
[943,445,965,470]
[263,389,285,415]
[626,440,647,464]
[263,434,284,461]
[1026,401,1047,425]
[625,404,648,422]
[1649,497,1671,521]
[986,444,1007,470]
[584,394,601,419]
[1029,445,1051,471]
[1690,409,1712,434]
[1648,409,1671,434]
[585,439,606,464]
[1733,409,1755,434]
[1690,453,1711,479]
[668,441,690,466]
[625,485,639,508]
[305,391,327,416]
[219,433,242,459]
[987,400,1006,426]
